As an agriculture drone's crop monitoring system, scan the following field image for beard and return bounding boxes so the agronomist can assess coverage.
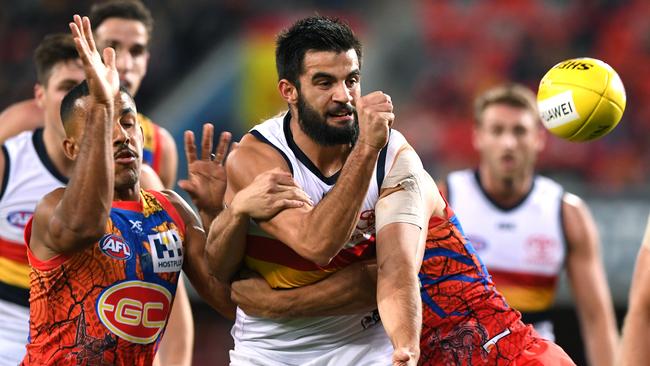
[297,95,358,146]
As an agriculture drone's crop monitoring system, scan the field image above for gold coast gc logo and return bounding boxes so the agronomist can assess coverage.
[96,280,172,344]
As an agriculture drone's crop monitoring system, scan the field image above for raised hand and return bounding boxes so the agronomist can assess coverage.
[69,15,119,104]
[230,168,313,221]
[178,123,231,215]
[356,91,394,150]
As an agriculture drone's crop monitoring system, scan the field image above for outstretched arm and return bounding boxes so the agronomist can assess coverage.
[620,215,650,365]
[563,193,618,366]
[31,15,119,259]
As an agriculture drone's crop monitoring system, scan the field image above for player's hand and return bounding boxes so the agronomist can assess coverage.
[69,15,119,105]
[356,91,394,150]
[230,271,282,318]
[178,123,231,215]
[230,168,313,221]
[393,348,418,366]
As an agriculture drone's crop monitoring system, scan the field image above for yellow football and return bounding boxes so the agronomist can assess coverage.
[537,57,626,141]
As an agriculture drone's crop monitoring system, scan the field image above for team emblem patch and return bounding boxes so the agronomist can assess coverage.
[96,280,172,344]
[99,234,133,260]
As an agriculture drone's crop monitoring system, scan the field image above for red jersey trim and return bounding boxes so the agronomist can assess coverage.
[0,237,28,264]
[488,269,558,287]
[112,199,143,211]
[24,218,71,271]
[147,190,186,236]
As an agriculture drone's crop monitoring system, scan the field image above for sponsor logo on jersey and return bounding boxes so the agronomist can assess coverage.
[148,228,183,273]
[99,234,133,260]
[96,280,172,344]
[7,210,32,229]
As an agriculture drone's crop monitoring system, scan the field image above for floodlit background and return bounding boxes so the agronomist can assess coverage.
[3,0,650,364]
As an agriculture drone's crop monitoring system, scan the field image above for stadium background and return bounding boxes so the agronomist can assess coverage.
[2,0,649,364]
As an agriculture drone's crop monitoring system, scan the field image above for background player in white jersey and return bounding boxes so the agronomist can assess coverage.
[0,1,178,189]
[205,15,440,365]
[442,84,617,366]
[0,33,84,365]
[619,215,650,364]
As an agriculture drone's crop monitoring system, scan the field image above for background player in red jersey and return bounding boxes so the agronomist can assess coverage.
[22,15,309,365]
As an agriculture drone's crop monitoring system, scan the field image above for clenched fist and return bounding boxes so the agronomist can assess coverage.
[356,91,394,150]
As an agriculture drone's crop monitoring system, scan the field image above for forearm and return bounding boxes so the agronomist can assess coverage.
[52,103,114,246]
[377,270,421,355]
[296,143,380,264]
[235,261,378,318]
[205,207,249,282]
[620,306,650,366]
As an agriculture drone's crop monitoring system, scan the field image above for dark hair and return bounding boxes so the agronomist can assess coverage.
[275,15,362,85]
[90,0,154,38]
[34,33,79,86]
[474,83,539,125]
[60,81,133,129]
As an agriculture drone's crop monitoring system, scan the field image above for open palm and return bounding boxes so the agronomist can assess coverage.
[69,15,119,104]
[178,123,232,215]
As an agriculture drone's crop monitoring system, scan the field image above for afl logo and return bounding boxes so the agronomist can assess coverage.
[7,211,32,229]
[99,234,132,260]
[96,280,172,344]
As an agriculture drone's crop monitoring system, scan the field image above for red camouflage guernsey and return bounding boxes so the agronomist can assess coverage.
[22,190,185,366]
[419,201,536,365]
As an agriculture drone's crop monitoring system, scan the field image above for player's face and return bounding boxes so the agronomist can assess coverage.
[296,49,361,146]
[474,104,544,179]
[112,92,143,189]
[36,60,85,128]
[94,18,149,96]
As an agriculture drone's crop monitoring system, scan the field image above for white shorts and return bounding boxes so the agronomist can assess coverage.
[0,298,29,366]
[230,324,393,366]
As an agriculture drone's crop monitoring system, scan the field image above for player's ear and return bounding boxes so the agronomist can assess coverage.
[278,79,298,104]
[535,121,547,152]
[34,83,45,109]
[62,137,80,160]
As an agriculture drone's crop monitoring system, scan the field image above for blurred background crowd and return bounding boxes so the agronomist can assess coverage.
[2,0,650,364]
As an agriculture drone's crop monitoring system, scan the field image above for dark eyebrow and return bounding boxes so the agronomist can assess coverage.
[312,72,335,81]
[121,107,136,117]
[348,69,361,78]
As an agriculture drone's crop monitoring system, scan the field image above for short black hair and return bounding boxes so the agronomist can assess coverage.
[34,33,79,86]
[90,0,154,39]
[60,81,133,130]
[275,15,362,86]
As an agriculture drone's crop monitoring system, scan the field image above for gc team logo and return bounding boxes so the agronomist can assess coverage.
[96,280,172,344]
[7,211,32,229]
[99,234,132,260]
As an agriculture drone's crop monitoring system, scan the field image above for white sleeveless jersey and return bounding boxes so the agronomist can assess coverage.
[0,129,67,364]
[231,112,407,365]
[447,169,566,339]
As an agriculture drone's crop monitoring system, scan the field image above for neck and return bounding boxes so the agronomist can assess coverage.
[114,184,141,202]
[42,122,74,177]
[477,165,534,208]
[289,115,352,177]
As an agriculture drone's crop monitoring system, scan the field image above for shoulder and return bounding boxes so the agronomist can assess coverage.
[226,133,291,186]
[561,192,598,250]
[0,100,43,143]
